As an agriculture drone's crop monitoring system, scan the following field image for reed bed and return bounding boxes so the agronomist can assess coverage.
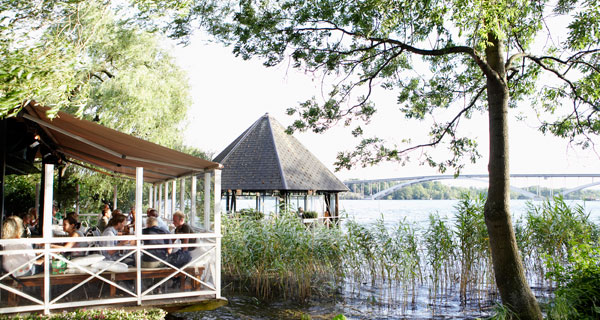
[221,194,599,311]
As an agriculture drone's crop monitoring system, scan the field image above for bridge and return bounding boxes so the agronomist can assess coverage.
[343,174,600,200]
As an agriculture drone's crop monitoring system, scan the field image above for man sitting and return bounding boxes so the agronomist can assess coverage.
[100,214,135,265]
[146,208,169,232]
[173,211,196,251]
[142,217,171,268]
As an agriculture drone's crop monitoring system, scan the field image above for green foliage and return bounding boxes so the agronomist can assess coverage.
[4,308,166,319]
[3,175,38,216]
[454,193,491,302]
[302,210,318,219]
[424,213,455,300]
[546,244,600,320]
[222,212,343,301]
[236,208,264,220]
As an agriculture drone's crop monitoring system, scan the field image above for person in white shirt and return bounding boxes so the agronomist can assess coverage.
[2,216,42,277]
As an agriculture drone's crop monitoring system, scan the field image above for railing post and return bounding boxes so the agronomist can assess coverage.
[135,167,143,305]
[213,169,222,298]
[191,175,197,227]
[42,164,53,315]
[204,172,211,231]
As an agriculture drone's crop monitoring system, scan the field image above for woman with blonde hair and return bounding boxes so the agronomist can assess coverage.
[2,216,42,276]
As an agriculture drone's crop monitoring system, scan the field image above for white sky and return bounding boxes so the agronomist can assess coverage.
[172,35,600,187]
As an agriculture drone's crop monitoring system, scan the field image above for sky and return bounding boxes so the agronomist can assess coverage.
[171,35,600,188]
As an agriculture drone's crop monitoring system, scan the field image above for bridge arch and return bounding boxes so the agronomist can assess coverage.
[367,176,542,200]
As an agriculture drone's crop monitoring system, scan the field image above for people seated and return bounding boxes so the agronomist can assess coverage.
[141,217,171,268]
[2,216,42,276]
[173,211,196,251]
[100,214,135,265]
[97,203,112,232]
[51,215,88,258]
[146,208,169,232]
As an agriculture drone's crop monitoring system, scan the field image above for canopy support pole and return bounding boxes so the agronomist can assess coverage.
[158,183,163,216]
[164,182,169,219]
[180,178,185,212]
[75,184,80,215]
[135,167,143,305]
[204,172,211,231]
[0,119,5,225]
[113,184,118,210]
[148,185,153,210]
[191,175,197,227]
[213,169,222,298]
[171,179,176,220]
[42,163,54,315]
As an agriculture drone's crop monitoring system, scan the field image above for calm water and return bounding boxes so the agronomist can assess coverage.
[182,199,600,320]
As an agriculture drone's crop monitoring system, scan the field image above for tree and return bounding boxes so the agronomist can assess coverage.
[145,1,600,318]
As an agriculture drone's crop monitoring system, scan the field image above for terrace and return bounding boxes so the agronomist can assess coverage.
[0,102,223,314]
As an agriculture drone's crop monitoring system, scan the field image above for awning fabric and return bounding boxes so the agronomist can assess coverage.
[18,102,221,183]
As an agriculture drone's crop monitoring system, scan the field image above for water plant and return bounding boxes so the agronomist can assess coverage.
[424,213,455,302]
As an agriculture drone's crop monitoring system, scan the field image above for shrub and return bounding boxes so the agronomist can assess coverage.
[4,308,166,320]
[546,243,600,320]
[302,210,318,219]
[237,208,264,220]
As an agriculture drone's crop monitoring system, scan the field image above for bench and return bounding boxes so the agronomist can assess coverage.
[4,266,204,304]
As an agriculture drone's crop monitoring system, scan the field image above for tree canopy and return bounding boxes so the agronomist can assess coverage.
[139,1,600,318]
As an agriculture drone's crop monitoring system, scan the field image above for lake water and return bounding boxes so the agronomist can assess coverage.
[183,199,600,320]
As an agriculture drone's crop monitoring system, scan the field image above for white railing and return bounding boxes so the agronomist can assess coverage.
[0,232,220,314]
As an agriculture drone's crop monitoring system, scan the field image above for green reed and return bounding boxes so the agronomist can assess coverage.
[424,213,455,302]
[221,211,343,301]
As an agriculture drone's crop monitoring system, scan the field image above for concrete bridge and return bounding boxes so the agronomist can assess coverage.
[344,174,600,200]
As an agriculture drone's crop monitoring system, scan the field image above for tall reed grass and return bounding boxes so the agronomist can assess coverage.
[221,194,599,312]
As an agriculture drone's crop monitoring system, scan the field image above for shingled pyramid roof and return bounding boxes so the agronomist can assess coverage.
[213,114,348,193]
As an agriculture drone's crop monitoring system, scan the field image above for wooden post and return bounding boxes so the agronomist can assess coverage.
[113,184,118,210]
[213,169,222,298]
[135,167,143,305]
[35,183,40,218]
[75,184,80,215]
[164,182,169,219]
[204,172,211,231]
[180,178,185,212]
[191,175,197,227]
[42,164,53,314]
[171,179,176,220]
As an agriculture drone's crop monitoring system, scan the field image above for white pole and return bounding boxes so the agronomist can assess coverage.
[191,175,197,227]
[204,172,211,231]
[213,169,222,298]
[135,167,143,305]
[164,182,169,219]
[42,164,53,315]
[152,184,157,208]
[75,184,80,215]
[180,178,185,212]
[158,183,163,216]
[171,179,176,220]
[113,184,118,210]
[148,185,153,209]
[35,183,40,217]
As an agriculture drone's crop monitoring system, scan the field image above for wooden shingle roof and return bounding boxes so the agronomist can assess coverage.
[213,114,348,192]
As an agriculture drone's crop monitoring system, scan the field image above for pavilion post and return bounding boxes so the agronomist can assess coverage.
[148,185,153,209]
[35,183,40,218]
[0,120,5,224]
[180,178,185,212]
[213,169,222,298]
[75,184,80,215]
[171,179,176,220]
[113,184,118,210]
[158,183,163,216]
[164,182,169,219]
[42,163,53,314]
[134,167,143,305]
[204,172,211,231]
[152,184,157,208]
[191,175,197,227]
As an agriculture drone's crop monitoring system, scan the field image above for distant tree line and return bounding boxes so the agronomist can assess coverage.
[342,181,600,201]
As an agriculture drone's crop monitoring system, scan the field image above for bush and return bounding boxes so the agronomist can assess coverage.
[546,243,600,320]
[4,308,166,320]
[302,210,318,219]
[237,208,264,220]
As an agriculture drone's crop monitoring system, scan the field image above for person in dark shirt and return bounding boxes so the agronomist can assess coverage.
[173,211,196,251]
[142,217,171,268]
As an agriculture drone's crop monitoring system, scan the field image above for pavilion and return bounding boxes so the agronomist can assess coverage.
[0,101,223,314]
[213,113,348,219]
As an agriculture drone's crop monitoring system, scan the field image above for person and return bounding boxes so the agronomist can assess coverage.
[124,207,136,234]
[2,216,43,276]
[51,215,87,258]
[66,211,79,221]
[173,211,196,251]
[142,217,171,268]
[146,208,169,232]
[23,208,39,236]
[100,214,135,264]
[297,207,304,219]
[52,202,62,225]
[97,203,111,232]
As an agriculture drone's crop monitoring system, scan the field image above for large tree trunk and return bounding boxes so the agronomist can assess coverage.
[484,35,542,320]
